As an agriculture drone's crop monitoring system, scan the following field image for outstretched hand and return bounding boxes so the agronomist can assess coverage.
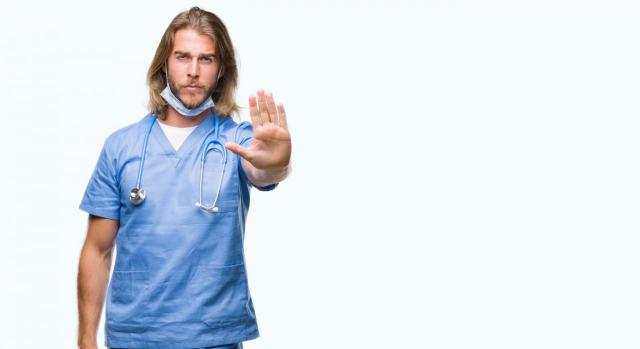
[224,89,291,170]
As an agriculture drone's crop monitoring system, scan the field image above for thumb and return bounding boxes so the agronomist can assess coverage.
[224,142,252,160]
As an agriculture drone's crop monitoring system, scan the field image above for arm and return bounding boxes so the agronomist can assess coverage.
[225,89,292,186]
[77,215,119,349]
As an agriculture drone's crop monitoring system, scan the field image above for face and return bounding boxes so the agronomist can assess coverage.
[166,28,221,109]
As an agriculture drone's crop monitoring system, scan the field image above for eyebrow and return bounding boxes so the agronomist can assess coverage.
[174,51,216,58]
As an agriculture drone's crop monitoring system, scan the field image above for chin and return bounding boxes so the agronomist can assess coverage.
[179,95,204,107]
[186,101,207,109]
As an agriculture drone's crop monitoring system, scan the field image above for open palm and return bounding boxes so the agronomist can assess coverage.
[224,89,291,170]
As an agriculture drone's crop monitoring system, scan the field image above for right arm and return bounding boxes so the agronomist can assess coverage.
[76,215,119,349]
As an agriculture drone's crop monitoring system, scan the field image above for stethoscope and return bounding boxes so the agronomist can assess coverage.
[129,112,228,213]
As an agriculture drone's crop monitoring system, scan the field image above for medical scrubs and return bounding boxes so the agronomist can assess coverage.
[79,110,277,349]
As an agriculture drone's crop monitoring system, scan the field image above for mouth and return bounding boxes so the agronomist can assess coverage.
[183,85,203,92]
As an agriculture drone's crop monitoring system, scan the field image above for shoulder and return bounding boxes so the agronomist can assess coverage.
[101,113,154,156]
[217,115,253,142]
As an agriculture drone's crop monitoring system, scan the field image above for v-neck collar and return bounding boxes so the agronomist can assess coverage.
[149,110,218,158]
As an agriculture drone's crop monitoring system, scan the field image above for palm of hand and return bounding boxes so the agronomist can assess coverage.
[246,122,291,169]
[224,89,292,170]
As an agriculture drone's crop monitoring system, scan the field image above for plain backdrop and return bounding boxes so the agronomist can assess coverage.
[0,0,639,348]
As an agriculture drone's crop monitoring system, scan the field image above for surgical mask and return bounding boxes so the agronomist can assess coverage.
[160,67,221,118]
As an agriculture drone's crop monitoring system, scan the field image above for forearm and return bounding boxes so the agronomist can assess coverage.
[77,245,112,348]
[242,158,291,187]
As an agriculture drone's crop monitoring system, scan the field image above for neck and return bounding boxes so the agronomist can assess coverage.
[160,106,211,127]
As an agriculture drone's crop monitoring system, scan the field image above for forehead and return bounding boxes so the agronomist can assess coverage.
[172,28,216,54]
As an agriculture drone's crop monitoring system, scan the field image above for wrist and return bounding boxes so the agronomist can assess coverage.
[78,336,97,349]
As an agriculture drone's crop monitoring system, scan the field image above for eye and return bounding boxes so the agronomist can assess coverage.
[200,57,214,63]
[176,55,187,61]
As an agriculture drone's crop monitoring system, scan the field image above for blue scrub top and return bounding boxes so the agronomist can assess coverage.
[79,110,277,349]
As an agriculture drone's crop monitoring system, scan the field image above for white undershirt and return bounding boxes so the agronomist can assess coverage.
[157,122,198,151]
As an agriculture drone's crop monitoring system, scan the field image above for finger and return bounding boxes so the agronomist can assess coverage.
[266,91,279,126]
[257,89,271,124]
[277,103,288,130]
[224,142,252,160]
[248,95,261,125]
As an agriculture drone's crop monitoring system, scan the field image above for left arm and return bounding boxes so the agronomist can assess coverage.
[225,89,292,187]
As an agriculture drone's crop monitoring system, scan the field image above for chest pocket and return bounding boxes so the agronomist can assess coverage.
[190,147,240,214]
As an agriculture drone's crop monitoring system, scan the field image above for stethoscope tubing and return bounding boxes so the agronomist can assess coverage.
[131,112,227,213]
[196,117,227,212]
[135,116,157,190]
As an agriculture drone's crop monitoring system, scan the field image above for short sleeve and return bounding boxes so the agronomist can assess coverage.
[79,136,121,220]
[235,121,279,192]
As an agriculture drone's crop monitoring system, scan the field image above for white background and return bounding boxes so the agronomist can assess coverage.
[1,0,639,348]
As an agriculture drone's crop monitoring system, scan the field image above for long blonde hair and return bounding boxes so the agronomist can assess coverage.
[147,7,239,118]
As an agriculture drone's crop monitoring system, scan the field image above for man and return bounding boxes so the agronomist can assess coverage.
[76,7,291,349]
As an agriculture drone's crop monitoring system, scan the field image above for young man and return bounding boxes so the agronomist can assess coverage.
[76,7,291,349]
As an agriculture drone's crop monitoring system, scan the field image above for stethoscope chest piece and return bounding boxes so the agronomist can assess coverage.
[130,187,146,205]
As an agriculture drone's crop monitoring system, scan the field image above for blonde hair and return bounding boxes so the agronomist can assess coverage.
[147,7,239,119]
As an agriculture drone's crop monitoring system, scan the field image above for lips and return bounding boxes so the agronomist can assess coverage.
[183,85,203,92]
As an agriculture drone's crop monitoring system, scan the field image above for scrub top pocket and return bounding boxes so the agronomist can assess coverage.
[111,270,149,303]
[189,263,252,329]
[197,153,240,201]
[107,270,149,331]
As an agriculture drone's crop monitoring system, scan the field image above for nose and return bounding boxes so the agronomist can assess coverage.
[187,57,199,79]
